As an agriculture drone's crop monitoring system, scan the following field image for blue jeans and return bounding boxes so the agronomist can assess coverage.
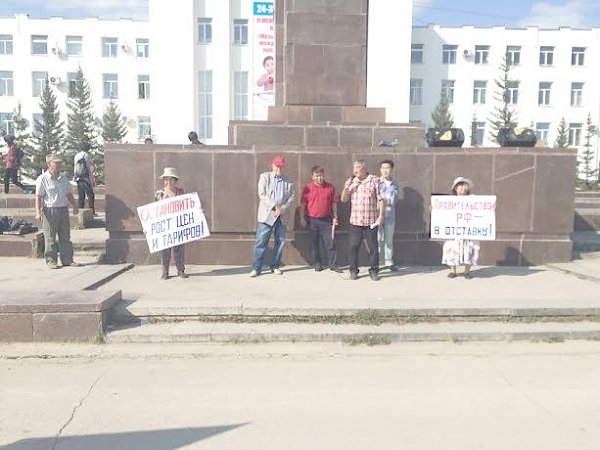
[252,218,286,273]
[378,215,395,266]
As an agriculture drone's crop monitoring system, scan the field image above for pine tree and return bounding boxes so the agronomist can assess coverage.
[65,67,98,178]
[577,113,598,190]
[470,114,478,147]
[431,91,454,128]
[100,99,127,143]
[554,117,569,148]
[489,54,518,144]
[12,103,36,179]
[32,79,64,176]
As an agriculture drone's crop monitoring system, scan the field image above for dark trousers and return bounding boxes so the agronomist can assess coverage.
[161,245,185,274]
[308,217,337,268]
[348,224,379,274]
[4,168,24,194]
[77,179,95,213]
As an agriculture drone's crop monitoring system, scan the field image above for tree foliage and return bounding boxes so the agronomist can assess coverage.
[470,114,478,147]
[489,55,518,144]
[431,91,454,128]
[65,67,99,177]
[11,103,36,179]
[100,99,127,144]
[553,117,569,149]
[32,79,64,176]
[577,113,599,190]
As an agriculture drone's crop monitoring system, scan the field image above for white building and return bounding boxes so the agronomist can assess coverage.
[1,4,599,172]
[410,25,600,168]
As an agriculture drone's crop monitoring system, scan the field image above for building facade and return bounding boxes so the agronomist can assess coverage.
[1,5,599,172]
[410,25,600,170]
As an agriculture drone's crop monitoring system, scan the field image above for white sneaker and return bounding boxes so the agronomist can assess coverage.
[250,270,259,278]
[271,268,283,275]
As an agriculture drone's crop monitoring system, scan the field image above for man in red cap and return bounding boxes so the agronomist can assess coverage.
[251,155,295,277]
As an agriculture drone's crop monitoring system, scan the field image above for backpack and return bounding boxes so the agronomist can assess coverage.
[74,156,89,179]
[11,145,24,166]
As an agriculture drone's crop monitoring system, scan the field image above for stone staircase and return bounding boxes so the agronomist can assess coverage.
[573,191,600,258]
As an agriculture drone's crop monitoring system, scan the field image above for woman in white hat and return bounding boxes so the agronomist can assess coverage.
[155,167,188,279]
[442,176,479,279]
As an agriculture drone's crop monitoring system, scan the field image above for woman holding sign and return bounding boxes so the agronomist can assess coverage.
[442,177,480,279]
[155,167,189,280]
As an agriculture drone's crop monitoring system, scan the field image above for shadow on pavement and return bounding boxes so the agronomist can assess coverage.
[470,266,544,278]
[5,423,248,450]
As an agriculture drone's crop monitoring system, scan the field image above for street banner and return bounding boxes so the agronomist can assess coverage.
[137,192,210,253]
[430,195,496,241]
[252,1,275,120]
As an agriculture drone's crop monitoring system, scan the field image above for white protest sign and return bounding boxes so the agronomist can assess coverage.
[137,192,210,253]
[430,195,496,241]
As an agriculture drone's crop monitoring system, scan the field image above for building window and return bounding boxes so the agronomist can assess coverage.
[475,122,486,145]
[67,72,77,97]
[441,80,454,104]
[411,44,424,64]
[137,116,151,141]
[31,35,48,55]
[233,71,248,120]
[32,71,48,97]
[0,112,14,135]
[571,82,584,107]
[569,123,582,146]
[101,37,118,57]
[234,19,248,45]
[539,46,554,66]
[138,75,150,100]
[66,36,83,56]
[474,45,490,64]
[535,122,550,145]
[136,38,149,58]
[409,79,423,105]
[198,71,213,139]
[473,80,487,104]
[507,80,519,105]
[0,34,13,55]
[506,45,521,65]
[0,71,14,96]
[103,73,119,98]
[571,47,585,66]
[442,45,457,64]
[538,82,552,106]
[198,18,212,44]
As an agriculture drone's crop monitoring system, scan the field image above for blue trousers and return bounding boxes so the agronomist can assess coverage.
[252,218,286,273]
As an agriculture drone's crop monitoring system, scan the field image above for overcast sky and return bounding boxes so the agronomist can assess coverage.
[2,0,599,28]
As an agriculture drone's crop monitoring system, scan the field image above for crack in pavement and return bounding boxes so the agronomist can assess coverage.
[51,373,104,450]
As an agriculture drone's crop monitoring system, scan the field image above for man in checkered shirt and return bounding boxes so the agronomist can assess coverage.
[340,160,385,281]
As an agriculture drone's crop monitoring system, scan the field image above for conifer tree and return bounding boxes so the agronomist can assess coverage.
[554,117,569,148]
[12,103,36,179]
[470,114,478,147]
[578,113,598,190]
[431,91,454,128]
[65,67,98,177]
[32,79,64,176]
[489,54,518,144]
[100,99,127,143]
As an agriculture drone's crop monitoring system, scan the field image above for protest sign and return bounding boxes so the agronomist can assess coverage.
[137,192,210,253]
[430,195,496,241]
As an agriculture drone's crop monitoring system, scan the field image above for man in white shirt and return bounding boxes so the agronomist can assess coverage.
[35,154,80,269]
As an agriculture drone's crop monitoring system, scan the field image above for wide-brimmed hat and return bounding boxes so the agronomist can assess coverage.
[272,155,286,167]
[451,176,474,192]
[159,167,180,180]
[46,153,63,163]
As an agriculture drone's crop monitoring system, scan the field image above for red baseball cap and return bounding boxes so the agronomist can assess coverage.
[272,155,286,167]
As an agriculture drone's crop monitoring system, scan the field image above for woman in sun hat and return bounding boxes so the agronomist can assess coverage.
[442,176,480,279]
[155,167,188,280]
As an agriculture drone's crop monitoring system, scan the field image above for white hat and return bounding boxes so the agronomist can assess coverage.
[159,167,180,180]
[451,176,474,192]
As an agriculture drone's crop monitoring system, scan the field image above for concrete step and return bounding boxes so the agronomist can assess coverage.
[0,231,44,257]
[104,320,600,344]
[574,209,600,232]
[0,208,95,229]
[572,231,600,253]
[0,193,105,212]
[575,191,600,199]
